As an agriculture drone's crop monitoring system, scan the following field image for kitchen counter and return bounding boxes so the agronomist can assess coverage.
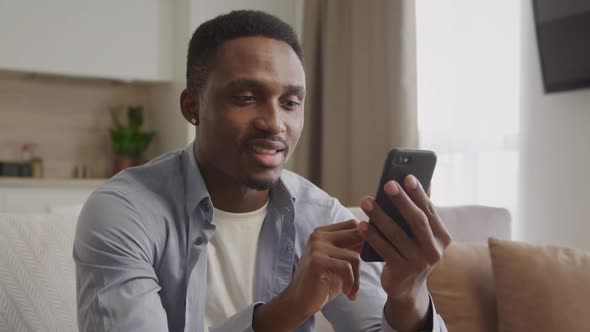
[0,177,106,188]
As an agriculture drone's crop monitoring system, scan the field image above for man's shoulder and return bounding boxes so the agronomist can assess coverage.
[99,149,184,197]
[86,149,187,222]
[280,170,356,232]
[280,169,336,208]
[77,149,186,244]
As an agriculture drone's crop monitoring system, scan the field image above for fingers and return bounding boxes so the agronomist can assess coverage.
[310,224,363,250]
[358,221,405,265]
[308,253,356,300]
[316,219,358,232]
[307,223,364,300]
[402,176,452,248]
[359,197,418,261]
[322,229,364,249]
[320,245,362,299]
[382,179,437,254]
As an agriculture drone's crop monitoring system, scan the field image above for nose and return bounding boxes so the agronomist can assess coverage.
[253,101,286,134]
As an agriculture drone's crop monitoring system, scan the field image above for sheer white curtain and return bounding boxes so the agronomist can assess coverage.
[415,1,521,218]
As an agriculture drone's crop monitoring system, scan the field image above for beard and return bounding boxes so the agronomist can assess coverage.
[237,173,279,191]
[240,178,277,191]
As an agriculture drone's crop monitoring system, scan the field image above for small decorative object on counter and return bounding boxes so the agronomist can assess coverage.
[20,144,33,177]
[0,143,43,177]
[110,105,155,175]
[74,164,88,179]
[29,144,43,178]
[0,162,23,177]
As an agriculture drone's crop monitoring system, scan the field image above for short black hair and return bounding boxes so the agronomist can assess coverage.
[186,10,303,92]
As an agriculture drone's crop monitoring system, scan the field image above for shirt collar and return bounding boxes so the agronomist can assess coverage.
[182,142,210,217]
[275,174,296,203]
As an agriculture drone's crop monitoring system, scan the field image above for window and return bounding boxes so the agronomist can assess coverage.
[416,1,521,220]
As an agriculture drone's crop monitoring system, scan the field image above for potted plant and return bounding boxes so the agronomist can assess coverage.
[110,105,155,175]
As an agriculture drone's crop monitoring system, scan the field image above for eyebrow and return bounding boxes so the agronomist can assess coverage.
[224,78,305,98]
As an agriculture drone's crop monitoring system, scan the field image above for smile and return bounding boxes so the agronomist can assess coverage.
[250,146,282,154]
[247,141,286,168]
[250,146,284,155]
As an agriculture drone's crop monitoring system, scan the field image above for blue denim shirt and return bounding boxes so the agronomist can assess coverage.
[74,143,447,332]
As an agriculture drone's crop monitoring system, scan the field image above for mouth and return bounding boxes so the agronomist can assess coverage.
[250,145,284,155]
[246,139,287,168]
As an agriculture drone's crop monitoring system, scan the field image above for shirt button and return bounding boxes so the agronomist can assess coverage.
[194,237,203,246]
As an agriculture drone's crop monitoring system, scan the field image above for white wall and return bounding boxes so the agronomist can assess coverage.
[518,1,590,250]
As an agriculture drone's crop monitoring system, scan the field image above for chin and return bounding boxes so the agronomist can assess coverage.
[242,178,275,191]
[239,171,282,191]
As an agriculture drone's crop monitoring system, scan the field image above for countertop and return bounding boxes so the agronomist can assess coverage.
[0,177,106,188]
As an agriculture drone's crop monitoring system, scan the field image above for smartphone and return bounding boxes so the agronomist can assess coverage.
[360,149,437,262]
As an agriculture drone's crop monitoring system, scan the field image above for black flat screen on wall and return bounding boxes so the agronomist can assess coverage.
[533,0,590,93]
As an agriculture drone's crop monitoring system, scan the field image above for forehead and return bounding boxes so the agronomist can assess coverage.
[209,36,305,89]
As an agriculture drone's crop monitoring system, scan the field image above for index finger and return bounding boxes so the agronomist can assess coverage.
[319,228,364,249]
[316,219,359,232]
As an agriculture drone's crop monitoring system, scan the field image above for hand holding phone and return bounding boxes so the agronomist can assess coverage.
[356,148,452,330]
[360,149,437,262]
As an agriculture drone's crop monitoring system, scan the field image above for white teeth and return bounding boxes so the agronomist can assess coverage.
[252,146,277,154]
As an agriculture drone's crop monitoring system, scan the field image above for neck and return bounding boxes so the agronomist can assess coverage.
[195,149,269,213]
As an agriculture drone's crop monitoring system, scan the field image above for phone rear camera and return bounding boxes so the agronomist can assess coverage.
[394,155,412,164]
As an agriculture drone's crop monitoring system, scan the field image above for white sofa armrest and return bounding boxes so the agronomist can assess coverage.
[347,205,511,243]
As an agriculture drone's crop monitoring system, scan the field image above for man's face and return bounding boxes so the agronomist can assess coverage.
[194,36,305,190]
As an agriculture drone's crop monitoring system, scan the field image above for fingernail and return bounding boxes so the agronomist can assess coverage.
[360,197,374,212]
[406,175,418,189]
[384,181,399,196]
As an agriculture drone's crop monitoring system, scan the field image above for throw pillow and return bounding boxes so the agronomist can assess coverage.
[427,242,498,332]
[489,237,590,332]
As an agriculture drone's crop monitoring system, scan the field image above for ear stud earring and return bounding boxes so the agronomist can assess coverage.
[191,118,197,124]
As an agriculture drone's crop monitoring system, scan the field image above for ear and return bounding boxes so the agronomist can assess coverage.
[180,89,199,125]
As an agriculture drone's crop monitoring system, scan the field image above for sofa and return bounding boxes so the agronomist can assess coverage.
[1,205,588,332]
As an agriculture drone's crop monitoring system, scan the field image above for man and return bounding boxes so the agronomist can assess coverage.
[74,10,450,332]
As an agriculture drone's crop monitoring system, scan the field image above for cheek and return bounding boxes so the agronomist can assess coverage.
[287,112,304,149]
[203,100,245,144]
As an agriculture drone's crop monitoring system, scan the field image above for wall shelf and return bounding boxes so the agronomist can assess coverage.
[0,177,106,188]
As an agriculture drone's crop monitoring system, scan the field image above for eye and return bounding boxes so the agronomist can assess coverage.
[281,99,301,110]
[233,95,256,105]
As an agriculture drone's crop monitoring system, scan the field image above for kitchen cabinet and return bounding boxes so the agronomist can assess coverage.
[0,0,172,82]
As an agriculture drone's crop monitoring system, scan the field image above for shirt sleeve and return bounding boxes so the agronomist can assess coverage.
[73,190,169,332]
[380,296,448,332]
[207,302,263,332]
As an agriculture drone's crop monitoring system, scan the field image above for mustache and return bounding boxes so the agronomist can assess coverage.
[242,134,289,154]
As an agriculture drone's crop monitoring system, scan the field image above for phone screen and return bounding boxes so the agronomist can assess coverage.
[360,149,437,262]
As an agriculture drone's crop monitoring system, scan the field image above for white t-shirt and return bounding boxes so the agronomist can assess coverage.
[204,201,268,330]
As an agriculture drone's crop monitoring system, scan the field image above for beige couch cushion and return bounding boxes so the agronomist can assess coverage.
[489,237,590,332]
[0,213,78,332]
[427,242,498,332]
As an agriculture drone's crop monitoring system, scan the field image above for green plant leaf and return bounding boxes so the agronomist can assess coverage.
[109,105,154,158]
